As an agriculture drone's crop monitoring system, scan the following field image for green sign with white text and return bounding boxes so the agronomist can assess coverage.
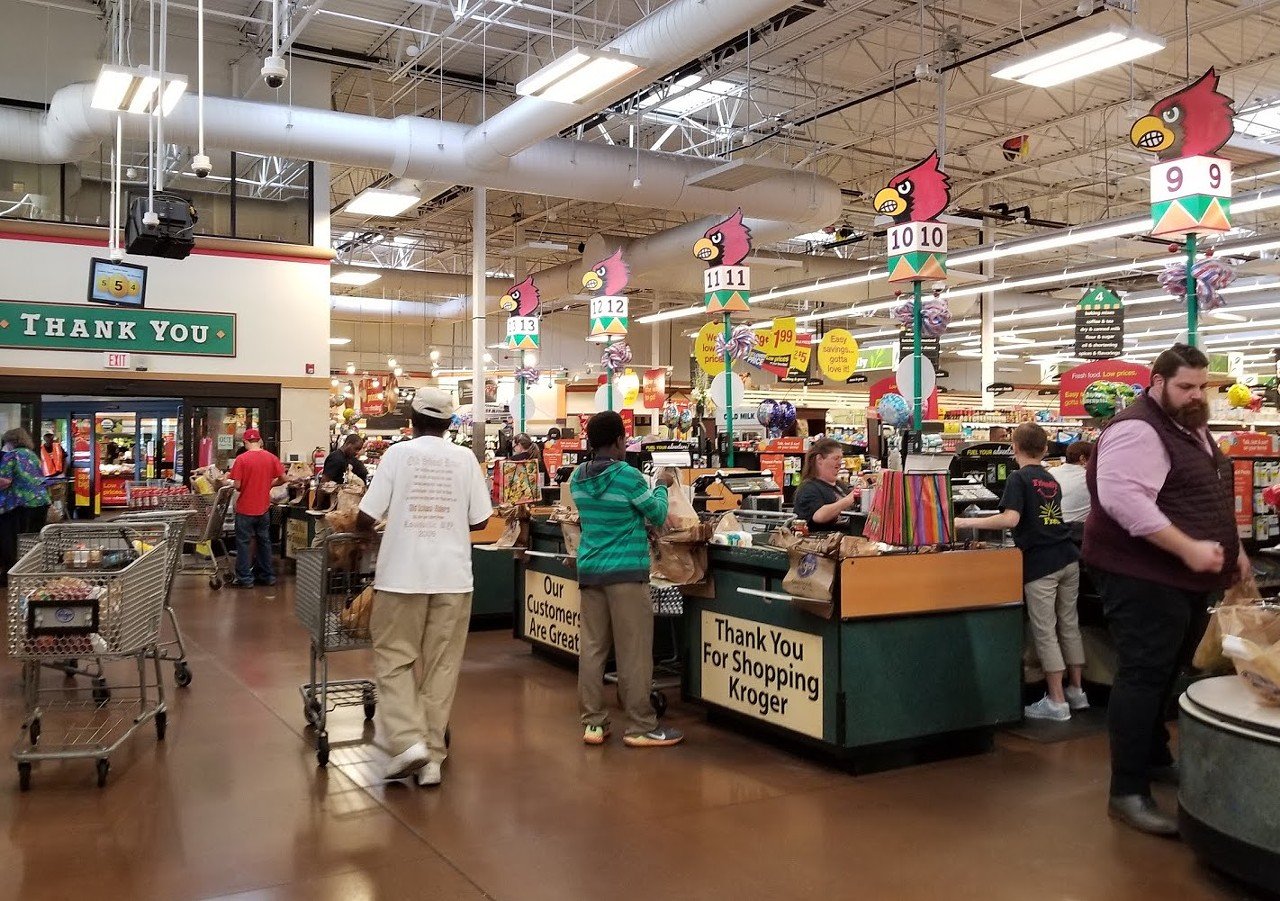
[0,301,236,357]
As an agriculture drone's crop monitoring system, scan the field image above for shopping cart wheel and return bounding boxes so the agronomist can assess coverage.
[28,719,40,746]
[92,678,111,706]
[96,759,109,788]
[18,763,31,792]
[174,662,193,688]
[362,686,376,721]
[316,733,330,767]
[155,710,167,741]
[209,573,224,590]
[650,690,667,717]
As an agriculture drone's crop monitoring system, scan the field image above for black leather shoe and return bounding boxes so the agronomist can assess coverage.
[1108,795,1179,837]
[1149,763,1180,787]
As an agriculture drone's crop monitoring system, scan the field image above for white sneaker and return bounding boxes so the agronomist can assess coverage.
[385,741,429,780]
[1065,686,1090,711]
[415,760,442,787]
[1024,695,1071,722]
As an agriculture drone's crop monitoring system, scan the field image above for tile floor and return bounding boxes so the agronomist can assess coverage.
[0,575,1261,900]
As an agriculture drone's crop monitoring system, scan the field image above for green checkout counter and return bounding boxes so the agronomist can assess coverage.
[470,516,520,624]
[516,518,1026,767]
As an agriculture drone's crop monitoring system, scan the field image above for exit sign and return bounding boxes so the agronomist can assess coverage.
[104,351,131,369]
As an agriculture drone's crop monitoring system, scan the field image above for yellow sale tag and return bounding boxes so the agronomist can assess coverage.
[788,342,812,375]
[695,321,723,376]
[818,329,859,381]
[757,316,797,360]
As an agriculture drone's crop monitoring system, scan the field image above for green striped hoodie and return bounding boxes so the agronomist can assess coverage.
[570,457,669,585]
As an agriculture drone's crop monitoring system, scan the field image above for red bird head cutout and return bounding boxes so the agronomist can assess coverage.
[499,275,540,316]
[873,152,951,223]
[581,249,629,295]
[1130,68,1235,161]
[693,209,752,267]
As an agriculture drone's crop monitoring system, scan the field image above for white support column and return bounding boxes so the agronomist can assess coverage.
[471,187,487,462]
[980,185,995,410]
[650,319,661,435]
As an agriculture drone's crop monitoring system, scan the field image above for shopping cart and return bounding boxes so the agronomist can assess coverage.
[154,485,235,589]
[114,509,194,687]
[604,583,684,716]
[294,533,378,767]
[7,522,172,790]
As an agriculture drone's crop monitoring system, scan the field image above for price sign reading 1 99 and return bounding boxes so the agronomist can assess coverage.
[1150,156,1232,202]
[887,221,948,255]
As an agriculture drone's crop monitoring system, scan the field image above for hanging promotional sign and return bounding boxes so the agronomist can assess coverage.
[897,328,940,368]
[780,341,821,385]
[505,316,540,349]
[874,152,951,284]
[695,321,723,376]
[641,369,666,409]
[817,329,859,381]
[1074,286,1125,360]
[694,209,752,314]
[1059,360,1151,418]
[755,316,798,376]
[1131,69,1235,238]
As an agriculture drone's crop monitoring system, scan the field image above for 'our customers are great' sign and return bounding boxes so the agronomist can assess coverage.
[0,301,236,357]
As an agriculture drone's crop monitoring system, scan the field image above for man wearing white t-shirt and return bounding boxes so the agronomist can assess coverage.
[357,387,493,785]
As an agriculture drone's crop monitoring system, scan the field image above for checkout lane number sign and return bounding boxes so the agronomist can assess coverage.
[700,610,823,738]
[523,571,580,656]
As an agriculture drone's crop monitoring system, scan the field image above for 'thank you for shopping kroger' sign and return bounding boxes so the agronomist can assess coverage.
[0,301,236,357]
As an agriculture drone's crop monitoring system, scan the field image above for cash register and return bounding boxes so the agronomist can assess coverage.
[692,470,781,513]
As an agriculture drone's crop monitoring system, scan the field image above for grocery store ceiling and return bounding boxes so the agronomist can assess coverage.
[18,0,1280,373]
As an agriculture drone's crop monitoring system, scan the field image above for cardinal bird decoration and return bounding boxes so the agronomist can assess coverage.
[693,209,752,267]
[499,275,541,316]
[581,248,629,295]
[874,152,952,224]
[1130,68,1235,161]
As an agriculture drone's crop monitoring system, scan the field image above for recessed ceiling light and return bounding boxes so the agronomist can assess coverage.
[331,271,381,286]
[329,337,352,345]
[344,186,421,217]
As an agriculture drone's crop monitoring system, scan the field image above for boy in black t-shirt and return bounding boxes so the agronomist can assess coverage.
[956,423,1087,721]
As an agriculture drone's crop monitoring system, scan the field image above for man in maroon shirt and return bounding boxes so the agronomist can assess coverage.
[229,428,286,588]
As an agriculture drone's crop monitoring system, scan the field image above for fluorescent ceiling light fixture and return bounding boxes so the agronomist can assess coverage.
[328,337,352,345]
[517,47,646,105]
[789,230,836,245]
[91,64,187,115]
[330,271,382,286]
[997,333,1036,346]
[992,28,1164,88]
[636,305,708,324]
[344,187,421,217]
[1235,102,1280,140]
[951,220,1145,267]
[1209,310,1248,322]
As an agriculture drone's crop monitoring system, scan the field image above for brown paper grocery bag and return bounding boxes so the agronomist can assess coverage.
[783,548,837,609]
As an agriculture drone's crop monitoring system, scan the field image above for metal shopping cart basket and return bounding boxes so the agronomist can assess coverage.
[604,583,684,717]
[154,485,235,589]
[114,509,195,687]
[295,532,379,767]
[7,522,172,790]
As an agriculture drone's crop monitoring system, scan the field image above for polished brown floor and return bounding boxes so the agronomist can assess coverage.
[0,573,1260,901]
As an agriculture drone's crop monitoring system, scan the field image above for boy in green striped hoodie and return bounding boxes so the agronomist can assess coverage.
[570,411,684,748]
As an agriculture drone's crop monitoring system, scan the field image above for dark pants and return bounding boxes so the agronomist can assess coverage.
[1096,569,1208,797]
[234,512,275,585]
[0,508,19,586]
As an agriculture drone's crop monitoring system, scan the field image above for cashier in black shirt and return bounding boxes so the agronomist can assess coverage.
[793,438,858,533]
[322,434,369,487]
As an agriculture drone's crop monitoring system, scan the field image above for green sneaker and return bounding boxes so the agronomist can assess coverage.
[583,724,610,746]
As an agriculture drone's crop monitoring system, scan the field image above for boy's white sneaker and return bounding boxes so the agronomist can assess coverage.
[416,760,442,787]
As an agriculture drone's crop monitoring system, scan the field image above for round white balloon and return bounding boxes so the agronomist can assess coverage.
[594,384,626,410]
[709,372,747,413]
[895,354,937,402]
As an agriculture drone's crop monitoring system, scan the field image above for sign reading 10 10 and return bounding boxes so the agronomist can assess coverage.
[887,221,948,254]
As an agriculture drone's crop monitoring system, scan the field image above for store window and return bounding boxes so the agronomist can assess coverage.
[0,158,62,222]
[232,153,313,245]
[192,405,269,472]
[0,401,37,437]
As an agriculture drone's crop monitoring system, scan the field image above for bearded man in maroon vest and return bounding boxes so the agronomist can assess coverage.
[1084,343,1247,836]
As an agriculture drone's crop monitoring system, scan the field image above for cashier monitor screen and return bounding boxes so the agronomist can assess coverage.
[87,258,148,308]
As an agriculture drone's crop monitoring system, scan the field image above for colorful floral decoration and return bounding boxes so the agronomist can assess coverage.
[714,325,759,361]
[1157,257,1236,313]
[514,366,540,385]
[601,341,633,373]
[891,295,952,337]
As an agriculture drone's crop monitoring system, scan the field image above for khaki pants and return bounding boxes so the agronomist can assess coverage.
[578,581,657,736]
[1024,562,1084,674]
[370,590,472,761]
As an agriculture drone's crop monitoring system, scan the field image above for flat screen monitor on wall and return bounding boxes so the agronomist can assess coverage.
[87,258,148,308]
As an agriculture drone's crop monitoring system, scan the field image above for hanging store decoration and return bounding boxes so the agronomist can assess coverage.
[600,341,632,373]
[891,294,951,338]
[1156,257,1236,313]
[582,248,630,342]
[695,209,752,314]
[500,275,542,349]
[1074,285,1126,360]
[876,152,951,284]
[514,366,540,385]
[714,325,758,361]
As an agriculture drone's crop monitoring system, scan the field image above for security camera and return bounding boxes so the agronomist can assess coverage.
[192,153,212,178]
[261,55,288,89]
[1076,0,1092,16]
